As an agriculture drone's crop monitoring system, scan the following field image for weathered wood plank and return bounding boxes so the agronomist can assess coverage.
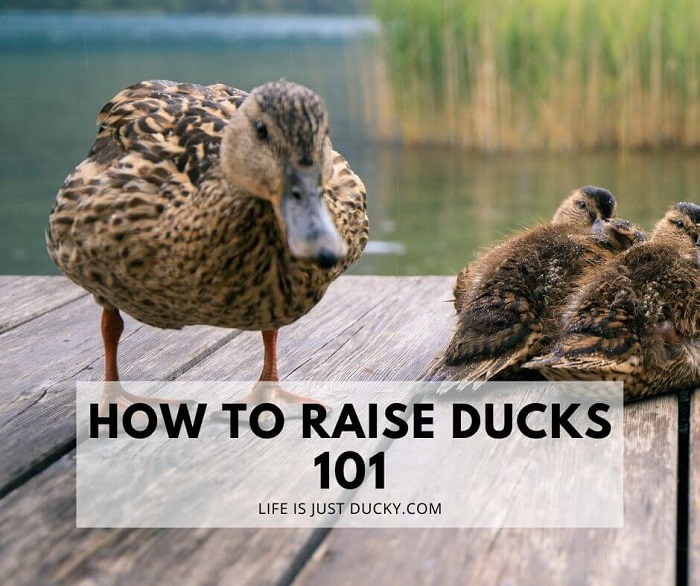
[0,277,454,586]
[0,277,399,494]
[293,395,678,585]
[0,459,317,586]
[0,276,86,334]
[0,295,240,496]
[1,276,682,586]
[1,295,107,428]
[690,391,700,584]
[0,276,402,496]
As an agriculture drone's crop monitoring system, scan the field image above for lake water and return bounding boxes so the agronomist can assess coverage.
[2,12,700,277]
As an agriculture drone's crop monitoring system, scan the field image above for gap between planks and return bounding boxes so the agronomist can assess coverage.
[688,389,700,585]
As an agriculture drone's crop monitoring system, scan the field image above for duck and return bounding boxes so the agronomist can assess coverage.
[452,186,617,313]
[429,186,643,388]
[525,202,700,401]
[47,79,369,407]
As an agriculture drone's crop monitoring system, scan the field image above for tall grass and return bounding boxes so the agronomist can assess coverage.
[366,0,700,151]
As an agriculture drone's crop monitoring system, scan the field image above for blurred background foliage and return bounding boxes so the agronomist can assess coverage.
[369,0,700,150]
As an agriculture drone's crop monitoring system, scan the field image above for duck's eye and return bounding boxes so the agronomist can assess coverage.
[255,121,268,140]
[577,200,586,209]
[671,219,685,228]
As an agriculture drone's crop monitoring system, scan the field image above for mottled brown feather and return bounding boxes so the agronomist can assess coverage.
[526,203,700,400]
[47,80,368,331]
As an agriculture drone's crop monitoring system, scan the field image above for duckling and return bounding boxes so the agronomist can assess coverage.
[525,203,700,401]
[453,186,617,313]
[430,187,641,388]
[47,80,368,407]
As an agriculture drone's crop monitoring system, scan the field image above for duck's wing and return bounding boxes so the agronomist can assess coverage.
[48,80,247,268]
[426,286,544,388]
[93,80,245,186]
[427,229,571,388]
[69,79,245,195]
[324,150,369,275]
[525,267,643,377]
[524,348,639,378]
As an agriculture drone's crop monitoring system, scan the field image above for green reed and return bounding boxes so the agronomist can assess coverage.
[367,0,700,151]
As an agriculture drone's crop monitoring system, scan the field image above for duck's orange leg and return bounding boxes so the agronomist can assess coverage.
[101,308,124,382]
[99,307,192,408]
[100,308,128,413]
[238,329,326,411]
[260,329,280,382]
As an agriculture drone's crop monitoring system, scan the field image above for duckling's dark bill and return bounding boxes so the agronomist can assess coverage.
[590,216,606,235]
[282,163,347,268]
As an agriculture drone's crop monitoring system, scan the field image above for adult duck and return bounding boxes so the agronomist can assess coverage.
[47,79,369,406]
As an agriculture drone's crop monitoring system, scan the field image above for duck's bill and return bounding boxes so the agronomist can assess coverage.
[281,164,347,269]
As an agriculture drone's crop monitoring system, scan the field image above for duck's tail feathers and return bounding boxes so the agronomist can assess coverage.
[425,354,519,394]
[524,353,634,381]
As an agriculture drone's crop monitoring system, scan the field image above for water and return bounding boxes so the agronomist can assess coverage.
[2,12,700,277]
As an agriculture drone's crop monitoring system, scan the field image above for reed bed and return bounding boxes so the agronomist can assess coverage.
[366,0,700,151]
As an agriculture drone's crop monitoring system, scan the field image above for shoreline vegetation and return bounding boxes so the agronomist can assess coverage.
[368,0,700,152]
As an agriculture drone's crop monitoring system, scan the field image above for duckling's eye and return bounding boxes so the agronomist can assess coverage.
[255,121,268,140]
[577,200,586,209]
[672,219,685,228]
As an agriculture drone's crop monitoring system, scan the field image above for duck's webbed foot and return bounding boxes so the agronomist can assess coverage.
[236,380,329,422]
[99,382,197,417]
[219,329,330,424]
[99,308,195,416]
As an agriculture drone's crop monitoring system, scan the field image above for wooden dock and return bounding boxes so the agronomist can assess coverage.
[0,275,696,585]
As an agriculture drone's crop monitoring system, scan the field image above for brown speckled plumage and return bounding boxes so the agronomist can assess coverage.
[47,80,368,333]
[430,187,637,387]
[526,202,700,401]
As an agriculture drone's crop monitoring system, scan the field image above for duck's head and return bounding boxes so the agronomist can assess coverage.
[651,202,700,261]
[590,217,647,252]
[551,186,617,227]
[220,80,346,268]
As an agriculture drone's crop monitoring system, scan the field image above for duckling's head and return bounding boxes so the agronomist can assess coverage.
[551,186,617,227]
[650,203,700,259]
[590,217,647,252]
[220,80,346,268]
